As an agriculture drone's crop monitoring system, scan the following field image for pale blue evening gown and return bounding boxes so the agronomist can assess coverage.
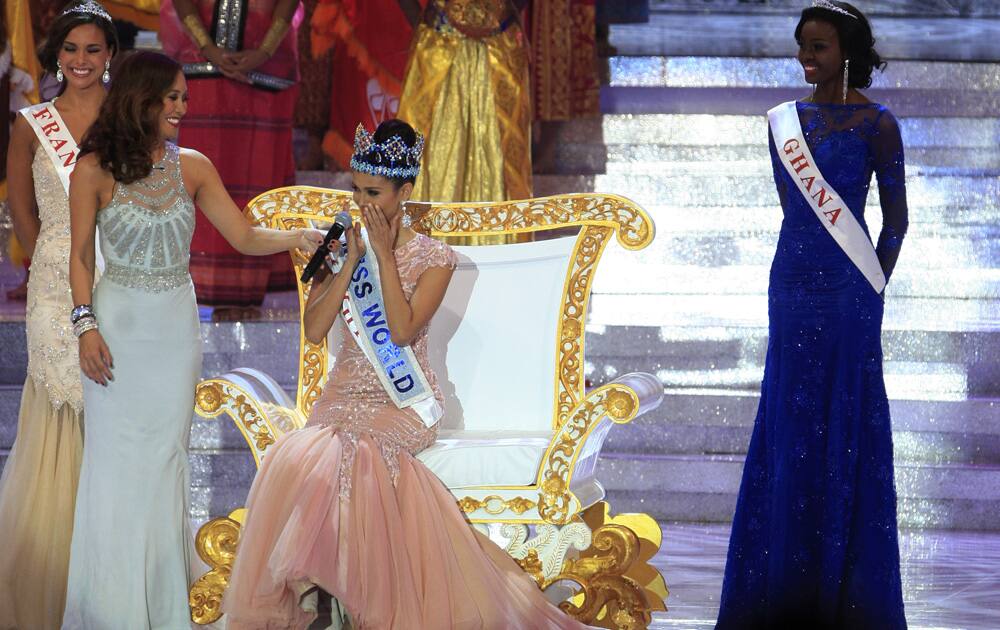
[62,143,200,629]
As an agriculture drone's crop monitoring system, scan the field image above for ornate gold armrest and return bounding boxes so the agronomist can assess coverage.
[537,372,663,525]
[190,368,302,624]
[194,368,304,466]
[189,509,245,624]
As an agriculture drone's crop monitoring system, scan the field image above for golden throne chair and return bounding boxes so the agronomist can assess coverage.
[190,187,668,628]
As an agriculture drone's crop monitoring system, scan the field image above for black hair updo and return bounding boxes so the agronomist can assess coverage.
[795,1,885,89]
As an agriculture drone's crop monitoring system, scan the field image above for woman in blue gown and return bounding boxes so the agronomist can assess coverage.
[717,3,909,628]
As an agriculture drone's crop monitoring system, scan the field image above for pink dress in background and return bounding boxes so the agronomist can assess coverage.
[223,234,586,629]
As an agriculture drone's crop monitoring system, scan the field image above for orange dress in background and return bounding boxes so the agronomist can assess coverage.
[310,0,415,169]
[223,234,585,629]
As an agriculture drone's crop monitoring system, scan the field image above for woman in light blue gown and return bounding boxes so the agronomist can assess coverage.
[64,50,323,629]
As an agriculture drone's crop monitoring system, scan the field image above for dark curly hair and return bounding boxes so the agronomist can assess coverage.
[37,1,119,78]
[795,1,886,89]
[79,51,182,184]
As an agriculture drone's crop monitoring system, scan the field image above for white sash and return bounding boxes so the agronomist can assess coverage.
[333,230,442,428]
[768,101,886,293]
[20,102,105,272]
[21,102,79,193]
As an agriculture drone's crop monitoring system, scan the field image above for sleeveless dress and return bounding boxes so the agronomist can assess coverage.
[223,234,586,629]
[0,145,85,630]
[717,102,909,629]
[62,144,200,629]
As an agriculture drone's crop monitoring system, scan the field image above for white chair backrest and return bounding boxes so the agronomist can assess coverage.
[326,235,576,432]
[428,236,576,432]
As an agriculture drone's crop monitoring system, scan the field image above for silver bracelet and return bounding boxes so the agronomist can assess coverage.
[71,304,95,325]
[73,318,99,338]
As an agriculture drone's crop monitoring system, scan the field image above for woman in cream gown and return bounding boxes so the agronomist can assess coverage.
[0,5,117,628]
[62,50,322,629]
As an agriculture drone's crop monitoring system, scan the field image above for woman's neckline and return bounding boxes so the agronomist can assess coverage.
[796,100,880,109]
[394,231,421,252]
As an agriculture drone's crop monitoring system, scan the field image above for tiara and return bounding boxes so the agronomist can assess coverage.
[61,0,114,22]
[811,0,858,19]
[349,123,425,179]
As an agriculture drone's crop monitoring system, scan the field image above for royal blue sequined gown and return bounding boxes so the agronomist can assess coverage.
[717,102,909,630]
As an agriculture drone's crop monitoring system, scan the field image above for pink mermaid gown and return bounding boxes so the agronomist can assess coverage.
[223,234,585,629]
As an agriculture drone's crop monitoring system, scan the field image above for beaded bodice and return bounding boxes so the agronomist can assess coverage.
[25,147,81,410]
[309,233,458,497]
[97,143,195,292]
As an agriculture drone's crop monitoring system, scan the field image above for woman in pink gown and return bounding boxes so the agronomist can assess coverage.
[223,119,586,629]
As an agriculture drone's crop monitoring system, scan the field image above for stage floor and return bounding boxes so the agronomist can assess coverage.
[278,521,1000,629]
[651,523,1000,629]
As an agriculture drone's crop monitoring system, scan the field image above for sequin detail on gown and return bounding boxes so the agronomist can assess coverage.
[98,143,195,292]
[717,102,909,629]
[25,147,82,411]
[0,134,85,630]
[311,233,453,499]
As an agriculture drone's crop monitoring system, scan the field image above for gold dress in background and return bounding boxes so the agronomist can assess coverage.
[398,0,532,204]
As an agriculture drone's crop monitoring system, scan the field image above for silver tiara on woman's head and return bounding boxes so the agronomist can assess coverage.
[61,0,114,22]
[811,0,858,19]
[350,124,425,180]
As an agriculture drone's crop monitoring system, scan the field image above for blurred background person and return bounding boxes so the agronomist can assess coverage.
[397,0,532,204]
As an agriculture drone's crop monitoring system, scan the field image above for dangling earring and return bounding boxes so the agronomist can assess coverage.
[401,211,412,229]
[102,59,111,84]
[56,61,64,83]
[842,59,850,104]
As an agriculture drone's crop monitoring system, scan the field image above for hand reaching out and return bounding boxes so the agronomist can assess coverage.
[296,228,325,256]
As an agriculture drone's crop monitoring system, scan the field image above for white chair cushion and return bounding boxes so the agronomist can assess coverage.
[416,430,553,488]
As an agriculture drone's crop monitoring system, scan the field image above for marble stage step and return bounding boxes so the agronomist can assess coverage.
[601,56,1000,117]
[648,0,1000,18]
[605,390,1000,465]
[544,112,1000,175]
[606,56,1000,91]
[598,451,1000,531]
[606,12,1000,61]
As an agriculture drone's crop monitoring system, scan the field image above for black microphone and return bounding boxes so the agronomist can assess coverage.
[300,212,352,283]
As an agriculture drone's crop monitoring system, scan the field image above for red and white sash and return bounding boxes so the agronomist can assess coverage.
[768,101,886,293]
[21,102,80,194]
[21,101,104,271]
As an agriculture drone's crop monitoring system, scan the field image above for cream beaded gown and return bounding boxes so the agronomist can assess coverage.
[62,144,200,629]
[0,145,85,630]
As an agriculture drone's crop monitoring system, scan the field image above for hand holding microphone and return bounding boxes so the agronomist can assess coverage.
[300,212,353,283]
